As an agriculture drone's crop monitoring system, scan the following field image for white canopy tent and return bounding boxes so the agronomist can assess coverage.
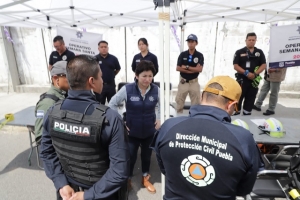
[0,0,300,27]
[1,0,300,197]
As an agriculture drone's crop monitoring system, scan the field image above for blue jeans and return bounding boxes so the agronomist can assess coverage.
[128,135,154,177]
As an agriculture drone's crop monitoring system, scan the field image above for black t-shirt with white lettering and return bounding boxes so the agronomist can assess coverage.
[49,49,75,65]
[177,50,204,80]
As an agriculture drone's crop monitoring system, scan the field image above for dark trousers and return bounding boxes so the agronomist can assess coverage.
[237,78,259,113]
[100,84,116,105]
[128,135,154,177]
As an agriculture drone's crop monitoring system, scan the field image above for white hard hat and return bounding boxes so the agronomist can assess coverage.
[258,118,285,138]
[232,119,249,130]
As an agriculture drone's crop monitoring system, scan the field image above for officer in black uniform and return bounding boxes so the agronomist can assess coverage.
[95,40,121,105]
[233,32,266,115]
[40,55,130,200]
[49,35,75,71]
[131,38,159,78]
[175,34,204,113]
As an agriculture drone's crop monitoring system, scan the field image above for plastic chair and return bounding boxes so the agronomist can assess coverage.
[27,125,44,170]
[264,145,299,170]
[118,82,128,91]
[248,170,289,199]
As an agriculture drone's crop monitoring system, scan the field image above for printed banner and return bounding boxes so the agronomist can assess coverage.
[269,24,300,68]
[57,27,102,56]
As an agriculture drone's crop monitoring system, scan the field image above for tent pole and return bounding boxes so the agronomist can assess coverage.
[164,0,170,120]
[124,27,127,82]
[158,0,165,197]
[0,26,20,92]
[41,29,51,83]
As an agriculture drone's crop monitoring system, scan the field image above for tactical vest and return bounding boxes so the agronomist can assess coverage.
[48,101,109,187]
[125,83,158,138]
[35,93,60,116]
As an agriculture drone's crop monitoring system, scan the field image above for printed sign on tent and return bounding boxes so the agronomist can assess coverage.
[57,27,102,56]
[269,24,300,68]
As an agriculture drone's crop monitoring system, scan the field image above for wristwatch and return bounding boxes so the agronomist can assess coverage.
[186,65,189,70]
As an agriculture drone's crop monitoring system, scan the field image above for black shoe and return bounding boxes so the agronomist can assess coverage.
[263,110,275,115]
[243,112,251,115]
[233,111,240,116]
[253,105,261,111]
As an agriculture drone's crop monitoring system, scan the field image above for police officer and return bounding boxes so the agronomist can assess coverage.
[175,34,204,113]
[40,55,130,200]
[233,32,266,115]
[151,76,262,200]
[131,38,159,79]
[95,40,121,104]
[34,61,69,144]
[48,35,75,71]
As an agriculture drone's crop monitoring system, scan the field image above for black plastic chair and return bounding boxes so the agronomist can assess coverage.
[248,170,289,199]
[264,145,299,170]
[153,82,172,91]
[118,82,128,91]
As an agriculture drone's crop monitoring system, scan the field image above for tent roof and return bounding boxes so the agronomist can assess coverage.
[0,0,300,28]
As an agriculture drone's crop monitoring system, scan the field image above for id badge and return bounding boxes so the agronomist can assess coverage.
[246,61,250,68]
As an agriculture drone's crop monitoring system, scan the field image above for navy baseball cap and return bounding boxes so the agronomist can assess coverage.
[186,34,198,41]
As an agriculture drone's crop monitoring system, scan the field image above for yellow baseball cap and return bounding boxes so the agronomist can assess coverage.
[203,76,242,102]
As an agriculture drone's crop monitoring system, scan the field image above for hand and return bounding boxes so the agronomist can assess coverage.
[252,75,262,88]
[69,192,84,200]
[247,72,255,80]
[59,185,74,200]
[155,120,161,130]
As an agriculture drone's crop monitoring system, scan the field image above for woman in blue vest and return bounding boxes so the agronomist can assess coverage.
[109,60,160,194]
[131,38,159,79]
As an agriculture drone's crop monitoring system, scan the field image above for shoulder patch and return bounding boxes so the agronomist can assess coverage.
[36,110,44,118]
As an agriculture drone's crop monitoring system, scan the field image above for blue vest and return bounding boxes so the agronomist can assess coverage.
[125,83,158,138]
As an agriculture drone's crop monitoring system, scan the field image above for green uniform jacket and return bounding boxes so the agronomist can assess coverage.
[34,85,66,140]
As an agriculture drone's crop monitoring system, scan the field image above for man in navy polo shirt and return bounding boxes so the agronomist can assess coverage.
[175,34,204,113]
[95,40,121,104]
[48,35,75,71]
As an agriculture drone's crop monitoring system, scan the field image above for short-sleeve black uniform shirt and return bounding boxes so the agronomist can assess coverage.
[177,50,204,80]
[49,49,75,65]
[233,47,266,76]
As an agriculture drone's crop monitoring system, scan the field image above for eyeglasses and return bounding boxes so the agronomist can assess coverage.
[188,55,192,62]
[57,74,66,77]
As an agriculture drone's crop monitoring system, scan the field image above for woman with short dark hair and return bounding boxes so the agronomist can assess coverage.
[109,60,160,194]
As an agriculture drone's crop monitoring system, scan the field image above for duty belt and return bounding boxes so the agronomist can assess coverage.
[181,77,198,83]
